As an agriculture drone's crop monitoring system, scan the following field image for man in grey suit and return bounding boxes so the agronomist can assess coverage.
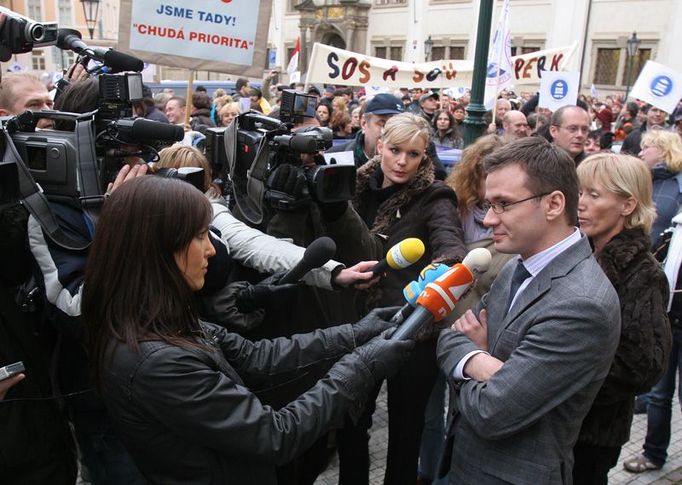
[437,137,621,484]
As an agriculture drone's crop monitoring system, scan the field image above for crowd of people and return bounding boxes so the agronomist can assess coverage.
[1,60,681,485]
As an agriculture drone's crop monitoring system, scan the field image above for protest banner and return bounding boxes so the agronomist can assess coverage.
[629,60,682,114]
[306,42,578,89]
[118,0,271,77]
[539,71,580,111]
[485,0,512,109]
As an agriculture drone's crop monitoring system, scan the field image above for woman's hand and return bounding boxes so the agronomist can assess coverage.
[452,308,489,351]
[333,260,381,289]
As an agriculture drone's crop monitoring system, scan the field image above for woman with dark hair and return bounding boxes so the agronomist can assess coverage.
[431,109,463,149]
[82,176,412,485]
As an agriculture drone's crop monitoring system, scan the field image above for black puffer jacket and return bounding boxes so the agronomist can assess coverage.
[101,321,378,485]
[577,228,671,447]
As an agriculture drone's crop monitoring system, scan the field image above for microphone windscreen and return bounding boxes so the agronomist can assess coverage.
[132,118,184,142]
[287,136,319,153]
[462,247,492,274]
[387,238,425,270]
[103,49,145,72]
[57,28,82,50]
[403,263,450,306]
[302,236,336,268]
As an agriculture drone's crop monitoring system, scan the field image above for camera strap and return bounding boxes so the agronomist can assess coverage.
[225,119,267,225]
[3,131,91,251]
[75,118,102,225]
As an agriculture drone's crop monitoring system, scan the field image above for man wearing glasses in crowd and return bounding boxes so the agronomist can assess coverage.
[549,105,592,165]
[436,137,620,484]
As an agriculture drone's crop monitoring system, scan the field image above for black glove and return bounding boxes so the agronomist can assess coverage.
[265,164,310,211]
[353,329,415,383]
[201,281,265,334]
[235,272,302,313]
[317,199,348,222]
[352,306,402,347]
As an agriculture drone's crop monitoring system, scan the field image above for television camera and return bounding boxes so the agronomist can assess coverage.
[205,89,356,225]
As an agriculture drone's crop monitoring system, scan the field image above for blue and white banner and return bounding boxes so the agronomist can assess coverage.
[539,71,580,111]
[118,0,272,76]
[629,60,682,114]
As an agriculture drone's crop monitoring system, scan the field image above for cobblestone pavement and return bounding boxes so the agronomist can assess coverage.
[315,385,682,485]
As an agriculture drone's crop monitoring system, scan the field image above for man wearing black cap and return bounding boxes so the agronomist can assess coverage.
[327,93,446,179]
[418,91,439,123]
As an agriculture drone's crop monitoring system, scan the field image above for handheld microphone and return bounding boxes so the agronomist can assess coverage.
[57,28,144,72]
[369,238,425,275]
[390,263,451,324]
[278,236,336,285]
[390,248,492,340]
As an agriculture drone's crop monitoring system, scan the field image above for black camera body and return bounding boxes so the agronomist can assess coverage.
[0,6,57,62]
[222,110,356,225]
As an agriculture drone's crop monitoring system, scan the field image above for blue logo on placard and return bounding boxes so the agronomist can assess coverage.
[550,80,568,100]
[650,76,673,97]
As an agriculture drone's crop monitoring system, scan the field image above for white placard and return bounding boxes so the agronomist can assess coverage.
[629,60,682,114]
[539,71,580,111]
[118,0,271,77]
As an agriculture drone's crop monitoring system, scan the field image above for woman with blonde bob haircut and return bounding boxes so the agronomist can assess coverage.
[572,153,671,484]
[639,129,682,245]
[218,101,241,127]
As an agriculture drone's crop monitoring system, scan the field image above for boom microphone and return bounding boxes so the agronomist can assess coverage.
[390,248,492,340]
[278,236,337,284]
[57,28,144,72]
[369,238,425,275]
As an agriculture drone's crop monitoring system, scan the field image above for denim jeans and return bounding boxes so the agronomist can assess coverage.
[643,325,682,467]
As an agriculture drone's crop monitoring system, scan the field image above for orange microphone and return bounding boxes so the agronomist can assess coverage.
[390,248,491,340]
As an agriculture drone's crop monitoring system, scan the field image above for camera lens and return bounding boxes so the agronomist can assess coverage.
[27,23,45,42]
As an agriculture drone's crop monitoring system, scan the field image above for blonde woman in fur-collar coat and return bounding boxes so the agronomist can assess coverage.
[321,112,466,485]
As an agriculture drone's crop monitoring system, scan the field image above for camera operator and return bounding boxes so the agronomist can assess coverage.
[0,72,54,128]
[25,76,148,484]
[0,9,82,484]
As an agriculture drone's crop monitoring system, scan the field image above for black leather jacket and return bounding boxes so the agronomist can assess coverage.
[101,321,375,484]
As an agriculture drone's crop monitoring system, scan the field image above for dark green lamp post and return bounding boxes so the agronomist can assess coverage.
[463,0,494,147]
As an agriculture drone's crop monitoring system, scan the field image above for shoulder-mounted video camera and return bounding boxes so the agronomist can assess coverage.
[206,91,356,226]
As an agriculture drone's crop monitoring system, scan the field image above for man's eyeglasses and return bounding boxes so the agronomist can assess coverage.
[555,124,589,135]
[482,193,550,214]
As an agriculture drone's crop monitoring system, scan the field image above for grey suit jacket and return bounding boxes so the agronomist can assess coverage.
[437,235,620,485]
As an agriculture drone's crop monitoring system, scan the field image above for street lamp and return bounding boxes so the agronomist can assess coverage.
[424,35,433,62]
[80,0,100,40]
[624,32,641,100]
